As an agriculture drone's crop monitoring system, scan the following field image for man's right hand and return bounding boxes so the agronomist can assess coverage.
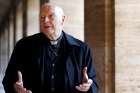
[14,71,32,93]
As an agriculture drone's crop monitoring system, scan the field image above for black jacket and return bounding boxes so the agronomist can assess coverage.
[2,31,98,93]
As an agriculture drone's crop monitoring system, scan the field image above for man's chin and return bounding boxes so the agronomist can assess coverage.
[42,28,52,32]
[43,29,54,34]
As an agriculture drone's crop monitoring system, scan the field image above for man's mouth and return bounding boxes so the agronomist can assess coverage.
[44,25,51,28]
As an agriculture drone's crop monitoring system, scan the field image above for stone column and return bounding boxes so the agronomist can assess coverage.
[85,0,115,93]
[27,0,40,36]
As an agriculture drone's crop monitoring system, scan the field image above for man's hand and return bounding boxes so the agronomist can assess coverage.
[14,71,32,93]
[75,67,93,92]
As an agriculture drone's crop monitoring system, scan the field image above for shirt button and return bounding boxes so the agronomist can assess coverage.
[52,75,54,79]
[52,64,55,67]
[51,87,55,91]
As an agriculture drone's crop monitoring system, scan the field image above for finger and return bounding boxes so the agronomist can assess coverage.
[75,78,93,92]
[75,86,81,90]
[15,84,30,93]
[75,85,89,92]
[82,79,93,85]
[82,66,88,83]
[88,79,93,85]
[79,84,90,89]
[18,71,23,82]
[27,90,32,93]
[14,83,26,93]
[81,83,91,87]
[23,88,27,91]
[76,86,83,91]
[17,71,23,86]
[14,83,21,92]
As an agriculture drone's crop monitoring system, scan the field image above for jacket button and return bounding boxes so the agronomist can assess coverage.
[52,75,54,79]
[52,64,55,67]
[51,87,55,91]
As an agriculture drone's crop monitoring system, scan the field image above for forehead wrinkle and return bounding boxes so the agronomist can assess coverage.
[40,3,54,13]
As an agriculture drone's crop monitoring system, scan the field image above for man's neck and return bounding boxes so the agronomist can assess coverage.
[47,31,62,40]
[49,32,63,45]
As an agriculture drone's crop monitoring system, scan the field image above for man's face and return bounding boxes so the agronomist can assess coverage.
[40,5,64,39]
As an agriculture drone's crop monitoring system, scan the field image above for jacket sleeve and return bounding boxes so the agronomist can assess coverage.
[84,45,98,93]
[2,41,24,93]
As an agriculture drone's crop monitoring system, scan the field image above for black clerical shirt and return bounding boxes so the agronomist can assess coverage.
[43,34,66,93]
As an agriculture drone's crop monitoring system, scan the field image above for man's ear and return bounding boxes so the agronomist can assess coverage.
[61,16,65,25]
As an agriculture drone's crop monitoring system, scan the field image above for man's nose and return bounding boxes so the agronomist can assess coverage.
[45,16,49,23]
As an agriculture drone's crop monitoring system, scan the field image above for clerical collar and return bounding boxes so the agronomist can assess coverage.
[50,33,63,45]
[50,40,58,45]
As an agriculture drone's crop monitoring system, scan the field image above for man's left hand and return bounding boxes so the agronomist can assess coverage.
[75,67,93,92]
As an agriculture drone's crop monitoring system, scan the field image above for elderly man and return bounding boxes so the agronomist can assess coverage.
[2,2,98,93]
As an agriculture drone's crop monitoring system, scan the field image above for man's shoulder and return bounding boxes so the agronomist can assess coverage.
[15,33,42,46]
[64,32,89,48]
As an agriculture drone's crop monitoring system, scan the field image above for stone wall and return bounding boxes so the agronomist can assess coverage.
[115,0,140,93]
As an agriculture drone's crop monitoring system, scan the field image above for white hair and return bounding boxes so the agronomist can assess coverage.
[54,6,65,23]
[54,6,64,16]
[41,3,64,16]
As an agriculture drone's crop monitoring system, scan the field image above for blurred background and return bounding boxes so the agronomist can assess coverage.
[0,0,140,93]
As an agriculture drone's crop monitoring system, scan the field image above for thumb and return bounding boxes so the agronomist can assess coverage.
[16,71,23,86]
[82,66,88,83]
